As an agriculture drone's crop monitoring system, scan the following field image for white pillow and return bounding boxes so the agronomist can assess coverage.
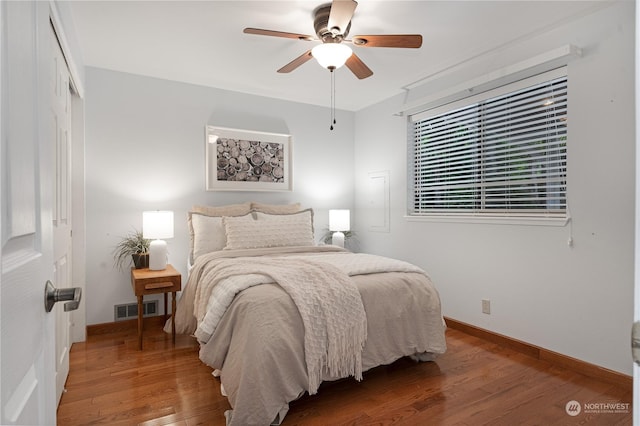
[224,209,315,250]
[188,203,253,263]
[192,202,252,217]
[190,214,226,262]
[250,202,301,214]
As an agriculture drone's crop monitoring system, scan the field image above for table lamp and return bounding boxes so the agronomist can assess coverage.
[143,210,174,270]
[329,209,350,248]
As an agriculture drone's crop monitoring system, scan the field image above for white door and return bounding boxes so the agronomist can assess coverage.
[51,25,73,405]
[1,1,57,424]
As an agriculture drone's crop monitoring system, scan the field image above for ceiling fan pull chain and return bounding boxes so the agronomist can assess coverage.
[330,67,335,130]
[333,68,337,127]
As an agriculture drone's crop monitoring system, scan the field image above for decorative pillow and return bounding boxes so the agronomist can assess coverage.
[192,202,252,217]
[250,202,301,214]
[190,213,226,262]
[188,202,252,263]
[224,209,315,250]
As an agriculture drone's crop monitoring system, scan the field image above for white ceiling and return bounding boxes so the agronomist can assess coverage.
[67,0,605,111]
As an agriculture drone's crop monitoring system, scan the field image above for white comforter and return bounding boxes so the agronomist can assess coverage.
[170,246,447,426]
[193,250,427,340]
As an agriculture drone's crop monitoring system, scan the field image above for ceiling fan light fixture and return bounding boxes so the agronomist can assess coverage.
[311,43,352,69]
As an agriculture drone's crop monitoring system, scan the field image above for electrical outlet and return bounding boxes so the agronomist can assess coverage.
[482,299,491,315]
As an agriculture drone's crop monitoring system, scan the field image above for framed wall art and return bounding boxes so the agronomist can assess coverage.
[205,126,293,192]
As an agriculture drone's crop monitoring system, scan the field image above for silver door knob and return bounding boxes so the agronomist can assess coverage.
[44,280,82,313]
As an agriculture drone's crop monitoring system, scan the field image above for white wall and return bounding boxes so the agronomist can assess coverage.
[354,1,635,375]
[84,68,354,325]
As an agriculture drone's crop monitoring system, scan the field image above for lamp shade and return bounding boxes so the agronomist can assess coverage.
[329,209,350,232]
[143,211,174,239]
[311,43,352,69]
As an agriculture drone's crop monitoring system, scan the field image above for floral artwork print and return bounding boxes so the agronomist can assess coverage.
[216,138,285,183]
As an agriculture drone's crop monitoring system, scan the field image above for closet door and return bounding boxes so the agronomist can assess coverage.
[51,22,74,406]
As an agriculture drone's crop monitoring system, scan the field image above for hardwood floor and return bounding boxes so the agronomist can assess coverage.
[58,318,632,425]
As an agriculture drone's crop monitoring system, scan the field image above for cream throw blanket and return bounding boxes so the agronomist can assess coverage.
[191,256,368,394]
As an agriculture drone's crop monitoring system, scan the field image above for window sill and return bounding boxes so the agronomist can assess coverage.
[404,213,569,227]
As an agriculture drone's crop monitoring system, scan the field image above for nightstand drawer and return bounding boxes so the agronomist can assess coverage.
[144,281,177,291]
[132,277,181,295]
[131,265,181,296]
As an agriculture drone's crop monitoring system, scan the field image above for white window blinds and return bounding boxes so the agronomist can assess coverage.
[409,69,567,217]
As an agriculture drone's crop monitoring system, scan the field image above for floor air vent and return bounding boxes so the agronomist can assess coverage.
[114,300,158,321]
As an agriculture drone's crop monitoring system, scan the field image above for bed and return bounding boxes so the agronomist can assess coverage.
[169,202,446,426]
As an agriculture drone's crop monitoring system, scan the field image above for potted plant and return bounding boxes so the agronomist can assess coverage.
[113,229,150,270]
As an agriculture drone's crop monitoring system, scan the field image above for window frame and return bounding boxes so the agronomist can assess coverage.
[406,67,569,226]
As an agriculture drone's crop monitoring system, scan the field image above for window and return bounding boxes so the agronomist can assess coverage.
[408,69,567,221]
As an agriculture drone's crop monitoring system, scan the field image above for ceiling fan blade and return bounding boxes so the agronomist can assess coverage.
[328,0,358,35]
[244,27,314,41]
[351,34,423,48]
[277,50,314,73]
[345,53,373,79]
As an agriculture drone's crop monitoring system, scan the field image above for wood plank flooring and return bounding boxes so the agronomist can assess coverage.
[57,318,632,425]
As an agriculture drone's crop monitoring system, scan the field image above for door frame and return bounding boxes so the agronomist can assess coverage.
[49,1,86,344]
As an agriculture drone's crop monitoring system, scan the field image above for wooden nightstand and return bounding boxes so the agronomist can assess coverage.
[130,264,181,350]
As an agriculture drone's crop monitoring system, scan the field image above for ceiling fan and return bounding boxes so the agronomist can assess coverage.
[243,0,423,79]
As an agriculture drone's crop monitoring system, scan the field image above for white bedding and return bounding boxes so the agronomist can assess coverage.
[169,245,447,425]
[193,249,427,342]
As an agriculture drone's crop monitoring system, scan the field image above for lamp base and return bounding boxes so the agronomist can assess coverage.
[332,231,345,248]
[149,239,167,270]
